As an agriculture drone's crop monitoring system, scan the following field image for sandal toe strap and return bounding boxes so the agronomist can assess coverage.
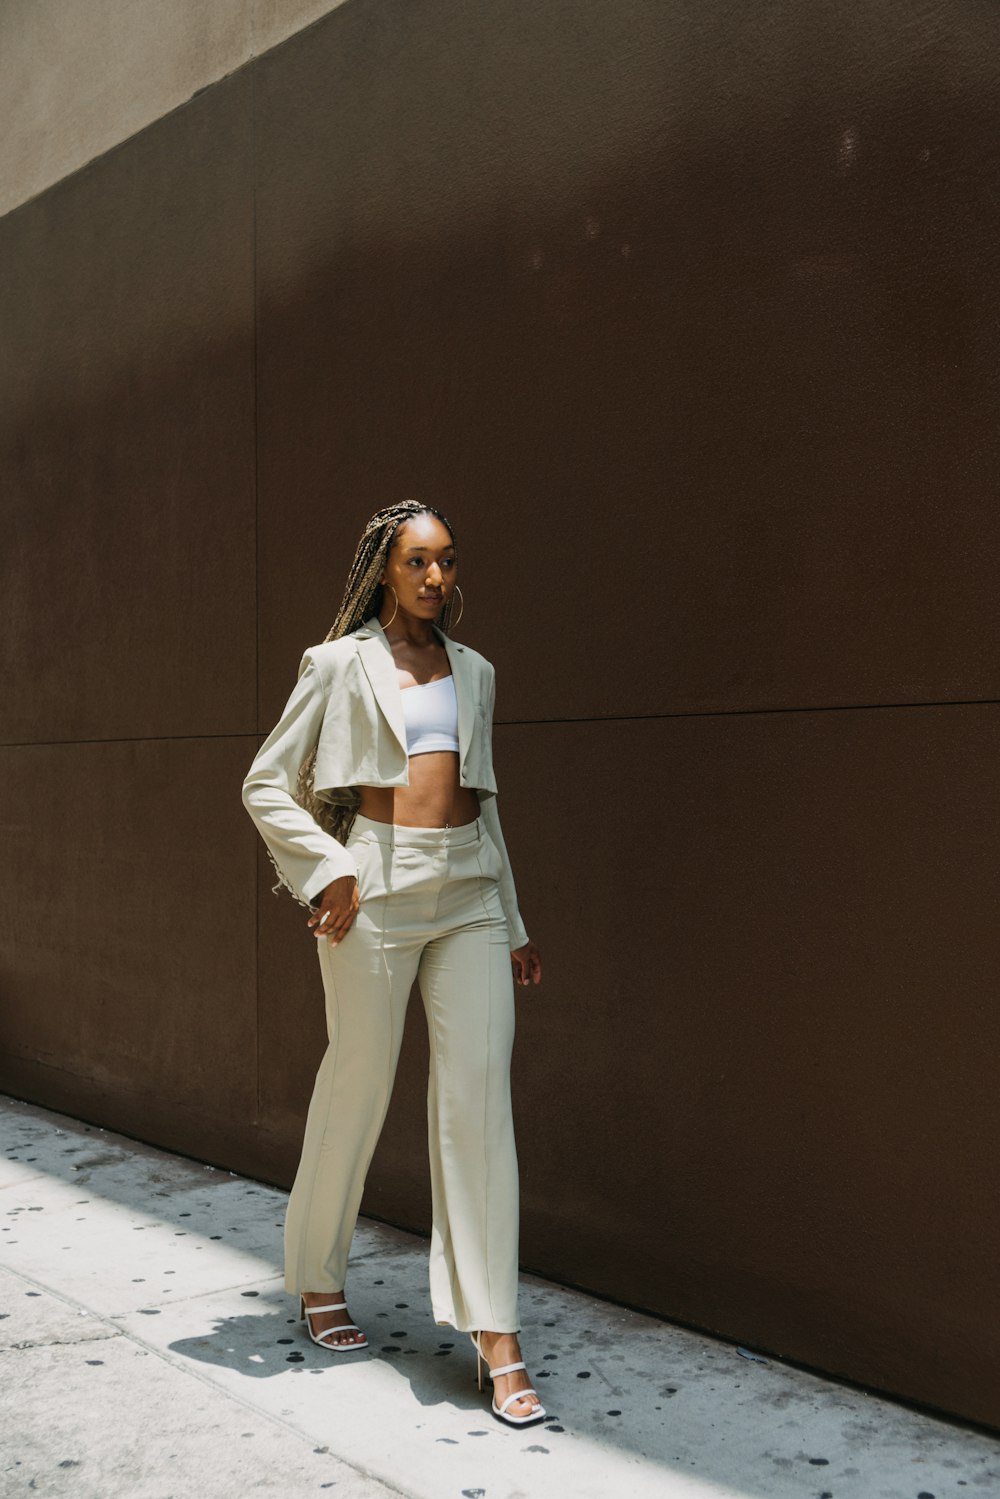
[497,1387,540,1415]
[315,1323,363,1342]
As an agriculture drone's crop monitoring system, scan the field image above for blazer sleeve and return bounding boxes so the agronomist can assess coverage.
[241,649,359,908]
[476,664,531,951]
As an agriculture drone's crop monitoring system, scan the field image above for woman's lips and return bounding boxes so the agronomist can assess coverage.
[421,594,442,603]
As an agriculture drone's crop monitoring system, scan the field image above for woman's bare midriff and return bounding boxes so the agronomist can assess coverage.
[357,750,481,827]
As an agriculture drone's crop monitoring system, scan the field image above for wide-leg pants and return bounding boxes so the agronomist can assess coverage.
[283,812,521,1333]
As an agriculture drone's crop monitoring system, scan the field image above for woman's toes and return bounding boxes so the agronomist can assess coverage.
[500,1382,538,1416]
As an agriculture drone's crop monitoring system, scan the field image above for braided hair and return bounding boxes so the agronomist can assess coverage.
[294,498,458,853]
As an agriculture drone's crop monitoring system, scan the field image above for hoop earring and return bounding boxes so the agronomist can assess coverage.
[382,583,398,628]
[451,584,464,628]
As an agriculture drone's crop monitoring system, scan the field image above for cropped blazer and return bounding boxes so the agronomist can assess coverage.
[241,614,529,951]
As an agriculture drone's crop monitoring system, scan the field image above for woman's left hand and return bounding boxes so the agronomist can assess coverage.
[510,941,541,987]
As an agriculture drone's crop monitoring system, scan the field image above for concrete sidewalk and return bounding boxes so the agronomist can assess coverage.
[1,1095,997,1499]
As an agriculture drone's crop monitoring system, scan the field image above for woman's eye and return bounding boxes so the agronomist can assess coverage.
[441,557,455,568]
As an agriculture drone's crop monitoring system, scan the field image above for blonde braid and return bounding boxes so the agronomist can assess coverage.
[268,501,458,905]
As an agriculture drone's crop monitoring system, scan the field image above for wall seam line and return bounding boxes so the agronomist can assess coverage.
[251,46,262,1128]
[0,695,998,752]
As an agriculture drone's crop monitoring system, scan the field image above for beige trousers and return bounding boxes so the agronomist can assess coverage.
[283,812,521,1333]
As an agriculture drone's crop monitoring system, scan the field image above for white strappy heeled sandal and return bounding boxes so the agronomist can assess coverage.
[299,1295,369,1352]
[470,1331,547,1428]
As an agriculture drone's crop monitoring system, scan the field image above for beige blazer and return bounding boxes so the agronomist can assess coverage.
[241,614,529,950]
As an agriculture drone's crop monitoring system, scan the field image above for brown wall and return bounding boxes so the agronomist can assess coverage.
[2,0,999,1430]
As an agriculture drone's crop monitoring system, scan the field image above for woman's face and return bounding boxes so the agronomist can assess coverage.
[380,513,457,622]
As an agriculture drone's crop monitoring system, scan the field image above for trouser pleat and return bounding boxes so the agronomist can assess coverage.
[420,923,519,1331]
[283,925,418,1293]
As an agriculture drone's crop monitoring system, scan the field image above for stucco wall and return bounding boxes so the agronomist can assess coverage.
[0,0,348,218]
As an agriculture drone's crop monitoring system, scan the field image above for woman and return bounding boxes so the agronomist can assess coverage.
[241,500,545,1428]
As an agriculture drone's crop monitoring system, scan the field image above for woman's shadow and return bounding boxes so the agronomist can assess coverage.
[167,1296,542,1421]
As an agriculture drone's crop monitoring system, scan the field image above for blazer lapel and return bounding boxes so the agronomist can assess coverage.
[355,615,474,764]
[356,623,408,755]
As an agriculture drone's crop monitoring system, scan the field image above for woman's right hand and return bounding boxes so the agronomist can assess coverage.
[306,874,360,945]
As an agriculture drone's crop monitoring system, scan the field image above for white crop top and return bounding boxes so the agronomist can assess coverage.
[400,674,460,755]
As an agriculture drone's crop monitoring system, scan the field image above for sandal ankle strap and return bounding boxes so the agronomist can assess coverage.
[489,1359,527,1378]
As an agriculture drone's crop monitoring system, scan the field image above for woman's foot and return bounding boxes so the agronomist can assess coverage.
[300,1291,368,1350]
[474,1330,544,1420]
